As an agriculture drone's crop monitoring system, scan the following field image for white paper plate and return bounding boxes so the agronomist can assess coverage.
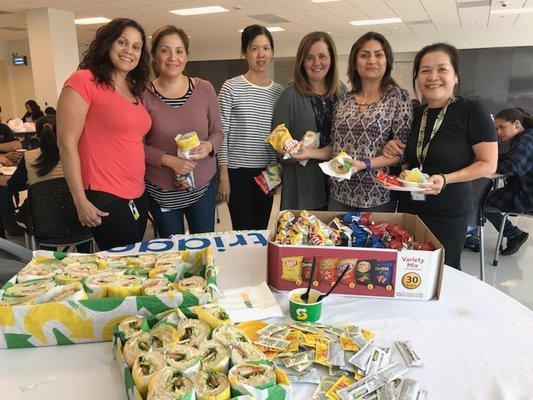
[379,184,426,192]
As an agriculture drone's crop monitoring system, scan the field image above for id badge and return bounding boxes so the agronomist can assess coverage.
[411,192,426,201]
[128,200,140,220]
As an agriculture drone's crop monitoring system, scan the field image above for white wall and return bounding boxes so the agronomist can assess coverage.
[0,40,35,120]
[190,26,533,61]
[26,8,79,109]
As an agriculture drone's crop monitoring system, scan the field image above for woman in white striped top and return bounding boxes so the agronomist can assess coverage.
[218,25,284,230]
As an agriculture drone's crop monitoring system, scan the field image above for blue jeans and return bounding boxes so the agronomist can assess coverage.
[148,180,216,238]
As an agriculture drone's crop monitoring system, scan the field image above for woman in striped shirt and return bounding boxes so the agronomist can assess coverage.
[142,25,223,237]
[218,25,284,230]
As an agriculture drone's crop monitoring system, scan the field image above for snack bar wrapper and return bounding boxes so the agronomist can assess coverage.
[267,124,300,159]
[297,131,321,167]
[319,151,356,181]
[254,163,282,195]
[175,132,200,191]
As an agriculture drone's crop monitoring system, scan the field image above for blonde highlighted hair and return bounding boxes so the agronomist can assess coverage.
[293,31,340,98]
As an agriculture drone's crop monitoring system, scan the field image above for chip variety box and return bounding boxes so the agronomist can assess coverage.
[0,247,218,349]
[267,211,444,301]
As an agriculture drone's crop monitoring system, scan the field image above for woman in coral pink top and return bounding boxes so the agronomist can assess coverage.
[57,18,152,250]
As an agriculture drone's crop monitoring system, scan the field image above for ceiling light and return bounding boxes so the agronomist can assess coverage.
[238,26,285,32]
[350,18,402,26]
[169,6,229,16]
[74,17,111,25]
[491,8,533,15]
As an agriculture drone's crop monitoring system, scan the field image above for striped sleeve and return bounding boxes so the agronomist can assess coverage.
[217,80,233,166]
[215,76,284,169]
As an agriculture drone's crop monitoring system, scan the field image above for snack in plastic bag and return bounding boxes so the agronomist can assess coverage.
[329,218,352,247]
[308,223,328,246]
[356,259,376,289]
[289,220,309,245]
[319,151,356,181]
[319,258,338,284]
[373,261,394,290]
[281,256,303,284]
[389,224,411,244]
[277,211,295,233]
[174,132,200,191]
[254,162,282,195]
[275,230,289,244]
[346,219,372,248]
[375,170,402,187]
[266,124,300,158]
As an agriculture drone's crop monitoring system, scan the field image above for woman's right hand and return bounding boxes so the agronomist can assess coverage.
[382,139,406,158]
[162,154,197,175]
[218,175,230,204]
[75,198,109,227]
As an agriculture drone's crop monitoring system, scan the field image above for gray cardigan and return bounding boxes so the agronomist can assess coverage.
[272,84,328,210]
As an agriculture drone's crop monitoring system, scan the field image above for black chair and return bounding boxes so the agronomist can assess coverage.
[493,211,533,266]
[471,178,494,281]
[25,177,93,251]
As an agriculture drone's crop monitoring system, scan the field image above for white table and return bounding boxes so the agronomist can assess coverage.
[1,267,532,400]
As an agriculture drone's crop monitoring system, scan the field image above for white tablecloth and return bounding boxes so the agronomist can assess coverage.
[1,267,532,400]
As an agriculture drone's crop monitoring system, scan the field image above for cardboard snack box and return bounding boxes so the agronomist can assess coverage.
[267,211,444,301]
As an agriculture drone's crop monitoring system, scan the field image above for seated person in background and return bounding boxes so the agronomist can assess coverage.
[7,115,91,251]
[0,122,23,236]
[44,106,56,116]
[0,123,22,155]
[8,115,63,227]
[465,108,532,255]
[22,100,44,123]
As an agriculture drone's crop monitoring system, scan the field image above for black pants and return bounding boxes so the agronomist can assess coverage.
[417,213,469,270]
[228,168,273,230]
[86,190,148,251]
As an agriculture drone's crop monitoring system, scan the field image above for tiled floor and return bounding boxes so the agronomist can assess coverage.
[460,214,533,310]
[3,203,532,310]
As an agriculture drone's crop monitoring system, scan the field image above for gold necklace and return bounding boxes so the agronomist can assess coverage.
[356,92,379,107]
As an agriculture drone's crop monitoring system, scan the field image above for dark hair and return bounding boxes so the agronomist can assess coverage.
[293,31,340,98]
[347,31,398,93]
[33,115,59,177]
[495,108,533,130]
[44,106,56,115]
[25,100,41,114]
[79,18,149,96]
[412,43,460,94]
[241,24,274,55]
[150,25,190,77]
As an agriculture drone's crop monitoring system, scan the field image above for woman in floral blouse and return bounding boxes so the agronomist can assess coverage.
[328,31,412,211]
